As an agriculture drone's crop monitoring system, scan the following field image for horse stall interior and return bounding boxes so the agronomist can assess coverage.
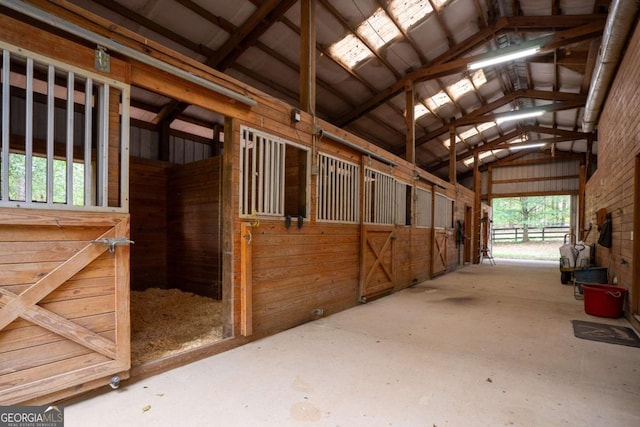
[128,86,227,366]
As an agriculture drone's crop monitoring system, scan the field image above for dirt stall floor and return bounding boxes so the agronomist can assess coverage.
[130,288,223,366]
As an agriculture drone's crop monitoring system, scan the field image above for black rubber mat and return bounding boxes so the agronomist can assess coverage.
[572,320,640,348]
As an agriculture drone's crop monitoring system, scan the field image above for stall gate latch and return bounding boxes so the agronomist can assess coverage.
[91,237,135,253]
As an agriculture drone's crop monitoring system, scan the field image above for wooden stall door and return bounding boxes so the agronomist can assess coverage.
[433,230,448,276]
[0,209,131,405]
[360,226,395,301]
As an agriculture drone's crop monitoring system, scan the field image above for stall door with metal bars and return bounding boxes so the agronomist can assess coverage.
[0,43,131,404]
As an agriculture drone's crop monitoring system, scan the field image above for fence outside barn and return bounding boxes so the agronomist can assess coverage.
[492,226,571,243]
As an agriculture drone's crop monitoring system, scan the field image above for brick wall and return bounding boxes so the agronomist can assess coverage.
[584,21,640,312]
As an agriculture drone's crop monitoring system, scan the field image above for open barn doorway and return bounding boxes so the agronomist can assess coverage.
[490,195,573,261]
[128,84,228,366]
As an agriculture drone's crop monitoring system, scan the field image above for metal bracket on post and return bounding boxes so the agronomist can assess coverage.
[91,237,134,253]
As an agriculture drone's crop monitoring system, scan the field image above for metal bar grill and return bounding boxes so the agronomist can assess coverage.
[317,153,359,223]
[416,188,432,227]
[240,127,292,217]
[364,167,394,225]
[0,41,129,212]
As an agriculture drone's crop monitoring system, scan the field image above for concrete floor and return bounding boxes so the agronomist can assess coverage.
[66,260,640,426]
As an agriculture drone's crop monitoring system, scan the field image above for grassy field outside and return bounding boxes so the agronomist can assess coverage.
[491,240,563,261]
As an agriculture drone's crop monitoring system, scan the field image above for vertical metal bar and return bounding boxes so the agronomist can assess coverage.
[2,50,10,202]
[251,133,258,215]
[46,65,55,204]
[257,135,264,214]
[278,141,285,215]
[84,78,93,206]
[66,71,75,205]
[97,84,109,207]
[25,57,33,203]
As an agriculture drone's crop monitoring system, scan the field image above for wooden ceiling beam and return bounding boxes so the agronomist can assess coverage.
[207,0,297,70]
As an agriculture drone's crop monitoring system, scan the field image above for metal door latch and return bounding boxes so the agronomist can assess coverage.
[91,237,135,253]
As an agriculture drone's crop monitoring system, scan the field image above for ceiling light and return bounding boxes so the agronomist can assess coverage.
[509,142,546,151]
[495,109,545,124]
[468,46,541,70]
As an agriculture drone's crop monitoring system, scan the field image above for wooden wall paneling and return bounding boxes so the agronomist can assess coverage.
[129,158,169,290]
[167,157,222,298]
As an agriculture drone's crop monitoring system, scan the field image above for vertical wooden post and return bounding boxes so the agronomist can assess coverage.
[578,163,586,240]
[449,125,456,184]
[240,222,253,337]
[429,184,436,278]
[473,151,481,264]
[221,117,234,338]
[405,81,415,165]
[299,0,316,114]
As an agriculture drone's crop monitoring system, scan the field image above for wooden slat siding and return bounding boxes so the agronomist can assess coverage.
[394,228,433,289]
[0,225,110,242]
[0,353,112,393]
[167,156,222,298]
[250,221,360,334]
[0,313,114,353]
[584,21,640,318]
[0,12,129,83]
[129,157,169,290]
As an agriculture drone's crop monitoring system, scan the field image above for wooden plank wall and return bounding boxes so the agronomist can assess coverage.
[167,157,222,299]
[129,157,170,291]
[584,22,640,308]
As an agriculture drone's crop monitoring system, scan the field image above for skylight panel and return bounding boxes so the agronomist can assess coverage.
[448,78,474,101]
[477,121,496,133]
[471,69,487,87]
[329,33,374,68]
[414,103,429,119]
[389,0,433,31]
[459,127,478,140]
[463,149,505,167]
[425,91,452,111]
[357,8,401,50]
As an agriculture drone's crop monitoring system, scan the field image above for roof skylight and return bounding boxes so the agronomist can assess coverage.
[425,91,452,111]
[448,78,474,101]
[358,8,401,50]
[463,149,505,167]
[389,0,433,31]
[329,33,374,68]
[414,103,430,119]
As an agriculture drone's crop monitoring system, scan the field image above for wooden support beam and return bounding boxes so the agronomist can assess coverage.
[449,125,456,184]
[405,81,415,164]
[240,222,253,337]
[473,152,481,264]
[299,0,316,114]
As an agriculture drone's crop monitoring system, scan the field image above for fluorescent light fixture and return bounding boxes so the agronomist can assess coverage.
[509,142,546,151]
[496,109,545,124]
[469,46,540,70]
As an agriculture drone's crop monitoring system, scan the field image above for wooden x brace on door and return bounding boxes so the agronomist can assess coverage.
[0,227,117,357]
[365,233,394,285]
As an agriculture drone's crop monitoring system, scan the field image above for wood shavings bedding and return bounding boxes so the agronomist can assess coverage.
[130,287,223,365]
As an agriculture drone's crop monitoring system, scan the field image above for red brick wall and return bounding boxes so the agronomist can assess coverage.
[584,21,640,308]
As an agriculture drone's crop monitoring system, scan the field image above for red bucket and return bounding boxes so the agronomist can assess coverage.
[582,284,627,318]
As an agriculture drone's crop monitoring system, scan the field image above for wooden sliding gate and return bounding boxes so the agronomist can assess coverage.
[0,209,131,404]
